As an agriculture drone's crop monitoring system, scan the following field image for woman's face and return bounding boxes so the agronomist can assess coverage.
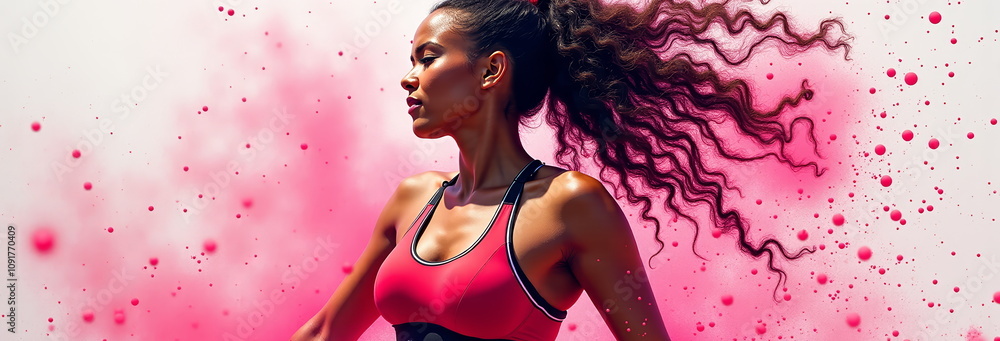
[400,9,485,139]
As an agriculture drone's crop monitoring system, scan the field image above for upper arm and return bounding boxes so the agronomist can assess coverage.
[310,172,433,338]
[560,172,672,341]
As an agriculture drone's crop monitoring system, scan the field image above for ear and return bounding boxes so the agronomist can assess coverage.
[480,50,508,90]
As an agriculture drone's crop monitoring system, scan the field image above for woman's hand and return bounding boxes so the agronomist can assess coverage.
[289,312,330,341]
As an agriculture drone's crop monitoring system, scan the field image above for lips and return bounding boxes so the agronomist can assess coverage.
[406,97,422,116]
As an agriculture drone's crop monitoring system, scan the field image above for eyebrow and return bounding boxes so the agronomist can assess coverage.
[410,41,445,63]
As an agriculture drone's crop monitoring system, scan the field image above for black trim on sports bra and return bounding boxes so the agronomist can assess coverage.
[392,322,514,341]
[410,159,543,266]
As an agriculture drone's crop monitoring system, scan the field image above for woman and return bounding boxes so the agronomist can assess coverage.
[292,0,849,340]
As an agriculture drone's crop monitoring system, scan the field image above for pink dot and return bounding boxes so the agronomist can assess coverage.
[817,273,828,284]
[342,264,353,274]
[948,71,955,78]
[131,298,139,306]
[858,246,873,261]
[890,209,902,221]
[227,9,234,16]
[953,286,960,293]
[991,118,997,125]
[72,150,81,158]
[241,97,247,102]
[149,257,159,266]
[846,312,861,327]
[902,130,914,141]
[300,143,308,150]
[32,228,55,253]
[183,166,189,172]
[928,11,941,24]
[204,239,217,253]
[721,294,734,306]
[928,138,940,149]
[148,206,154,211]
[755,323,766,335]
[992,291,1000,304]
[904,72,918,86]
[797,229,809,241]
[31,121,41,132]
[880,175,893,187]
[218,6,223,12]
[869,87,876,94]
[832,213,845,226]
[83,182,92,190]
[875,144,886,155]
[113,309,125,324]
[107,227,113,233]
[967,132,974,139]
[829,134,837,141]
[766,73,774,80]
[886,68,896,77]
[81,310,94,322]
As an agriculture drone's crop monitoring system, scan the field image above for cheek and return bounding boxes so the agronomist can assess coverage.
[424,67,480,116]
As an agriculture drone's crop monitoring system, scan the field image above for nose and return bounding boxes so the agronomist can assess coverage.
[400,68,419,92]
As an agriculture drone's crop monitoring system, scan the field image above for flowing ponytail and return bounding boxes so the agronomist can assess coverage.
[431,0,852,298]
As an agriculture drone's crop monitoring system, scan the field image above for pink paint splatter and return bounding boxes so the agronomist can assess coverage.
[904,72,918,85]
[32,228,55,253]
[875,144,886,155]
[204,239,218,253]
[31,121,41,131]
[928,11,941,24]
[721,294,734,306]
[846,312,861,327]
[902,130,914,141]
[886,68,896,77]
[832,213,845,226]
[929,138,940,149]
[858,246,873,261]
[881,175,893,187]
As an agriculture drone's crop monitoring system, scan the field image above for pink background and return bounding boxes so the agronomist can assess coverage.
[1,0,997,340]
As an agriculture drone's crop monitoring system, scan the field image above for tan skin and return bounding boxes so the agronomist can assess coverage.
[291,8,670,341]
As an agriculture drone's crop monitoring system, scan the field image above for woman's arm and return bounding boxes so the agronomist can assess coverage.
[560,172,672,341]
[290,174,425,341]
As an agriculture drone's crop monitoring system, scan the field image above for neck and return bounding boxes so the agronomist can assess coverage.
[450,111,533,203]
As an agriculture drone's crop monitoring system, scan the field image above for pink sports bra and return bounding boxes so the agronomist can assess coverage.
[374,159,568,340]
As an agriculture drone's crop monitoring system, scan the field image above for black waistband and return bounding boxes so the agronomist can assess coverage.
[392,322,514,341]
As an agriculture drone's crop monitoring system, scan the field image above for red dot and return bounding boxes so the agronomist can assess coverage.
[148,206,154,211]
[342,264,353,274]
[114,309,125,324]
[993,291,1000,304]
[721,294,734,306]
[817,273,828,284]
[241,97,247,102]
[858,246,873,261]
[797,229,808,241]
[149,257,159,266]
[218,6,224,12]
[875,144,886,155]
[300,143,308,150]
[832,213,845,226]
[880,175,893,187]
[904,72,918,85]
[991,118,997,125]
[72,150,81,158]
[131,298,139,306]
[201,106,209,112]
[183,166,189,172]
[846,312,861,327]
[890,209,902,221]
[755,323,766,335]
[928,138,940,149]
[886,68,896,77]
[83,182,92,190]
[31,121,41,132]
[32,228,55,253]
[81,310,94,322]
[928,11,941,24]
[948,71,955,78]
[902,130,914,141]
[227,9,235,16]
[869,87,876,94]
[204,239,217,253]
[829,134,837,141]
[967,132,974,139]
[107,227,114,233]
[953,286,960,293]
[950,38,957,44]
[766,73,774,80]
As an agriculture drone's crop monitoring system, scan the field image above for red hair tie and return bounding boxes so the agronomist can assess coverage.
[527,0,539,5]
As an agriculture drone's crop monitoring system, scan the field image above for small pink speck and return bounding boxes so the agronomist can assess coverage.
[832,213,845,226]
[904,72,918,86]
[72,150,81,158]
[31,122,41,132]
[201,106,208,112]
[902,130,914,141]
[33,228,55,253]
[204,239,217,253]
[241,97,247,102]
[880,175,893,187]
[766,73,773,80]
[928,138,940,149]
[928,11,941,24]
[149,257,159,266]
[817,273,828,284]
[83,182,92,190]
[967,132,974,139]
[131,298,139,306]
[869,87,876,94]
[721,294,734,306]
[886,68,896,77]
[148,206,154,211]
[875,144,886,155]
[858,246,873,261]
[300,143,308,150]
[82,310,94,322]
[107,227,114,233]
[227,9,234,16]
[846,312,861,327]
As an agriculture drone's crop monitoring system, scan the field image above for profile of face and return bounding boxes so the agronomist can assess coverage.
[400,9,505,139]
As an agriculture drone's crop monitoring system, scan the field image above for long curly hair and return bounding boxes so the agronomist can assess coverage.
[431,0,852,297]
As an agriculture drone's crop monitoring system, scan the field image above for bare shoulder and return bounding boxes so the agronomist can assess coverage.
[394,170,453,199]
[546,170,630,242]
